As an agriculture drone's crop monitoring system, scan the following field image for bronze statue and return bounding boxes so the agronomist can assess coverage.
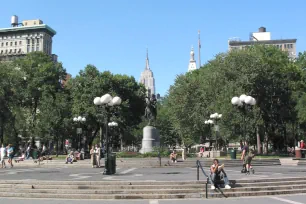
[144,94,157,126]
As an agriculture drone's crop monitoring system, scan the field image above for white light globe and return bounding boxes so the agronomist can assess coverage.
[218,114,222,118]
[82,117,86,122]
[101,94,112,104]
[244,96,253,105]
[77,116,82,121]
[231,97,240,105]
[210,114,215,119]
[251,97,256,105]
[209,120,214,124]
[108,100,114,106]
[73,117,77,122]
[112,96,122,106]
[239,94,247,103]
[94,97,102,105]
[204,121,208,124]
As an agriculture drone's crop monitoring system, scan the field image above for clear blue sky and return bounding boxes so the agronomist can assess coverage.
[1,0,306,96]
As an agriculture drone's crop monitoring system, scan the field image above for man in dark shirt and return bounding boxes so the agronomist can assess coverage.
[241,141,254,174]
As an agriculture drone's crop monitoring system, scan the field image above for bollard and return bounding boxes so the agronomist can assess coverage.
[206,177,209,199]
[197,165,199,181]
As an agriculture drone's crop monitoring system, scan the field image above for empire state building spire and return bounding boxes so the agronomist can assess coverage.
[145,48,150,70]
[140,48,156,96]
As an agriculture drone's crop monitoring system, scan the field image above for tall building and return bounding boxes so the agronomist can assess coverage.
[0,15,57,61]
[188,46,197,72]
[140,49,156,96]
[228,27,297,59]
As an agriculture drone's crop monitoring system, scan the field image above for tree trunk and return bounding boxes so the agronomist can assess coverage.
[256,126,261,154]
[263,131,268,155]
[56,133,59,157]
[0,116,4,145]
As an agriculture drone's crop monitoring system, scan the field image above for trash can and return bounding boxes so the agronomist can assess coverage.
[32,150,38,159]
[295,147,302,159]
[108,153,117,174]
[230,149,236,160]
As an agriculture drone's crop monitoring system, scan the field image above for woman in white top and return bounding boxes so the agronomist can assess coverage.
[95,144,101,168]
[0,144,6,168]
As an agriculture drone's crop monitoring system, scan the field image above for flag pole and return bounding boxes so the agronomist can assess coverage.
[198,30,201,69]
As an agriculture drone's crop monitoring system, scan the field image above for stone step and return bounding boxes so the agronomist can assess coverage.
[206,188,306,198]
[0,184,204,190]
[0,192,200,199]
[0,188,203,194]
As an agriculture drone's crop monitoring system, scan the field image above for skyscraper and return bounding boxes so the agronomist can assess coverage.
[140,49,156,96]
[188,46,197,72]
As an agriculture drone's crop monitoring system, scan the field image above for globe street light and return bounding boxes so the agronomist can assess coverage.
[73,116,86,150]
[210,113,222,150]
[231,94,256,143]
[94,94,122,175]
[204,119,214,149]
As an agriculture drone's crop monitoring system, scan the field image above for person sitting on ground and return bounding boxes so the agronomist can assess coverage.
[198,147,204,158]
[65,151,75,164]
[301,140,305,149]
[210,159,231,190]
[170,150,177,163]
[15,152,25,163]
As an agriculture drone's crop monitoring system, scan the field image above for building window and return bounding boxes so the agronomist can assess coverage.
[36,46,39,51]
[36,38,39,43]
[6,42,8,46]
[31,46,34,52]
[15,41,17,46]
[5,50,8,53]
[25,22,27,26]
[32,39,35,44]
[1,43,3,47]
[14,49,16,53]
[18,49,21,53]
[34,21,36,25]
[27,39,30,44]
[0,50,3,54]
[9,49,12,53]
[10,42,13,46]
[19,41,22,45]
[27,45,30,52]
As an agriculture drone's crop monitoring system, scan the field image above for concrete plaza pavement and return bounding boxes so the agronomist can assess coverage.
[1,194,306,204]
[0,165,305,181]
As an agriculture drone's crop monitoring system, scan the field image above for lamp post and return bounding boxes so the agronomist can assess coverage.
[108,122,118,152]
[209,113,222,150]
[94,94,122,175]
[204,119,214,149]
[73,116,86,150]
[231,94,256,143]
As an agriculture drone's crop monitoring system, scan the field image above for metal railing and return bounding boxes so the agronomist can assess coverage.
[196,160,227,199]
[196,160,209,198]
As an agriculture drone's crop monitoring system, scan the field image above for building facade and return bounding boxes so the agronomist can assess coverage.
[188,46,197,72]
[140,49,156,96]
[0,15,57,61]
[228,27,297,59]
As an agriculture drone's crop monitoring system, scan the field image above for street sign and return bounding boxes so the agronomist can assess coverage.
[214,125,219,131]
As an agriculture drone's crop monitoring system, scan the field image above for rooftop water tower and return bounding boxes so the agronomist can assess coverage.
[11,15,19,27]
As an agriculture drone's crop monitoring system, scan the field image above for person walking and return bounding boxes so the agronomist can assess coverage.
[0,144,6,168]
[7,144,14,168]
[95,144,101,168]
[90,145,96,168]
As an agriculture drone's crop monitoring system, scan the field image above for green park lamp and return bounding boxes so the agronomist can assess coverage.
[231,94,256,143]
[210,113,222,150]
[94,94,122,175]
[73,116,86,150]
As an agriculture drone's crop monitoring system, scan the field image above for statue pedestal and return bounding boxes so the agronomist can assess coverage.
[139,126,160,154]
